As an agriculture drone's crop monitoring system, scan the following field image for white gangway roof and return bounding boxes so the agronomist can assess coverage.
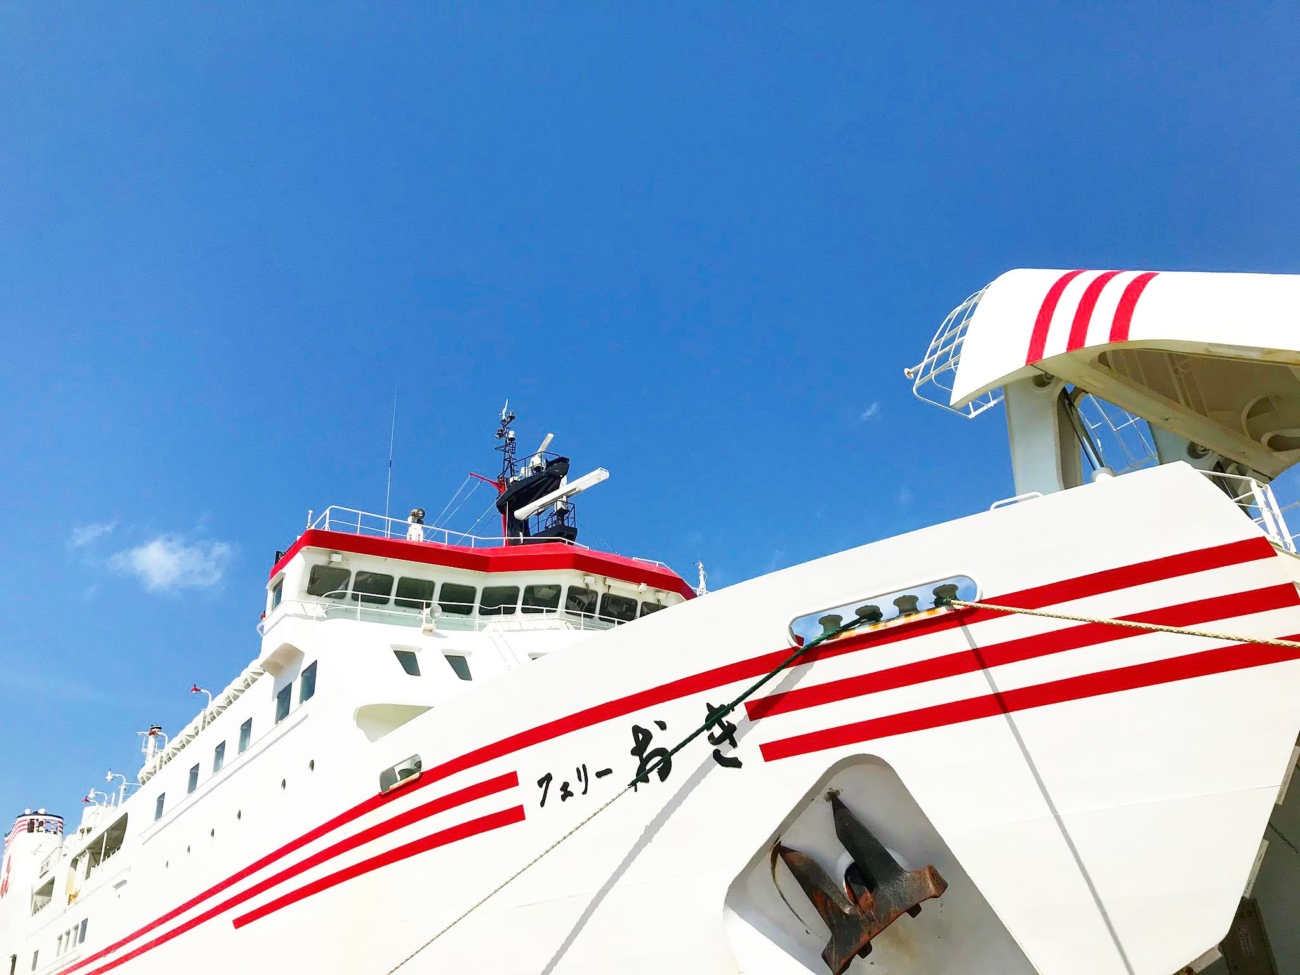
[926,268,1300,477]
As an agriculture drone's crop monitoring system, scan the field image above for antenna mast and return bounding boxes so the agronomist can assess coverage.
[695,560,708,596]
[384,385,397,523]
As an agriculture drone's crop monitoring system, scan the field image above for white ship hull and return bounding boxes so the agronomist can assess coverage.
[6,463,1299,975]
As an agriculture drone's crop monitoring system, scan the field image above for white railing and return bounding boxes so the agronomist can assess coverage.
[1202,470,1297,554]
[907,287,1002,418]
[304,504,670,569]
[262,594,620,635]
[308,506,587,550]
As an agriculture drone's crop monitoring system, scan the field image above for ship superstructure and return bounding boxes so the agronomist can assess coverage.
[2,271,1299,975]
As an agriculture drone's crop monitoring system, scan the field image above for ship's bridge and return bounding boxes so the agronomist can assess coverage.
[260,505,695,638]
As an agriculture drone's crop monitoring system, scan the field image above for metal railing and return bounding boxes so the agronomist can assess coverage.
[1202,469,1297,554]
[308,506,588,550]
[304,504,670,569]
[263,593,621,635]
[907,287,1003,418]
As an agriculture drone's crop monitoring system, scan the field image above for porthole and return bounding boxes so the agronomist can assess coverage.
[280,779,287,790]
[165,860,169,868]
[186,845,191,854]
[309,759,315,772]
[236,810,242,820]
[209,829,215,838]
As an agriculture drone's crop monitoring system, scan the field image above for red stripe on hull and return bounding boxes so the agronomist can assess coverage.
[1025,269,1086,364]
[760,633,1300,762]
[62,774,517,975]
[231,806,527,929]
[747,584,1299,721]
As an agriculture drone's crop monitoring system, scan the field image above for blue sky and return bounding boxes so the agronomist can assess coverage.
[3,2,1300,819]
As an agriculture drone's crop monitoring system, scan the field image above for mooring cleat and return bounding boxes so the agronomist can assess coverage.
[774,796,947,974]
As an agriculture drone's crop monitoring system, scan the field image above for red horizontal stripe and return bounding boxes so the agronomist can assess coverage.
[67,774,516,975]
[269,529,697,599]
[760,633,1300,762]
[232,806,526,929]
[60,535,1278,973]
[1108,271,1159,343]
[1026,269,1085,364]
[747,584,1299,720]
[1066,270,1122,351]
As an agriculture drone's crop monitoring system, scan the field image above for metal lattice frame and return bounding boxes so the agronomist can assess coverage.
[907,288,1002,418]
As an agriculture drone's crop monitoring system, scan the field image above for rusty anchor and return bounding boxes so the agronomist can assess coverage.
[773,795,947,975]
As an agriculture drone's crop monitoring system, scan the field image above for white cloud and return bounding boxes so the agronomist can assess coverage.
[110,535,234,592]
[859,402,881,422]
[69,520,117,548]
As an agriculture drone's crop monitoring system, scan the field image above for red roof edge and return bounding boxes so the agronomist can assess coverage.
[268,530,696,599]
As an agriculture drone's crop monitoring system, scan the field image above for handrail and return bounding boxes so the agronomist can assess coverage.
[1200,469,1297,554]
[302,504,670,569]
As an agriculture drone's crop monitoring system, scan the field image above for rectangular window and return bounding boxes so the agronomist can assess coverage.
[394,576,436,609]
[30,951,36,972]
[306,564,351,599]
[640,601,666,617]
[299,661,317,703]
[599,593,638,624]
[187,764,200,794]
[438,582,476,616]
[154,794,165,822]
[79,919,87,944]
[351,571,394,605]
[565,586,598,618]
[213,741,226,774]
[479,585,520,616]
[393,650,421,676]
[522,583,562,613]
[270,579,284,611]
[275,684,292,724]
[238,718,253,754]
[444,653,472,681]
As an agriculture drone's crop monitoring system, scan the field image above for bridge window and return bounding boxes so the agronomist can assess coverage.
[438,582,476,616]
[270,579,284,610]
[394,576,436,609]
[640,601,666,617]
[187,764,199,794]
[565,586,598,619]
[238,718,253,754]
[154,794,165,821]
[351,571,394,605]
[444,654,472,681]
[300,661,317,703]
[275,684,292,724]
[599,593,638,624]
[306,564,350,599]
[79,919,87,944]
[523,584,561,613]
[479,586,520,616]
[213,741,225,773]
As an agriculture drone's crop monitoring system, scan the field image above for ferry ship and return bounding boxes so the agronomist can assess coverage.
[1,268,1298,975]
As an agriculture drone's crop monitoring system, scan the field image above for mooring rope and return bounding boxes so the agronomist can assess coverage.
[381,615,871,974]
[945,598,1300,650]
[384,595,1300,972]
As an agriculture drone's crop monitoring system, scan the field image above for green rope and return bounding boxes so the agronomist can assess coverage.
[383,614,870,973]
